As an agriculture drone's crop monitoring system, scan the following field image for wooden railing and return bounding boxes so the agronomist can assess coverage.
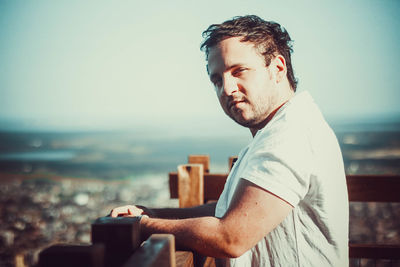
[169,155,400,267]
[37,154,400,267]
[38,216,187,267]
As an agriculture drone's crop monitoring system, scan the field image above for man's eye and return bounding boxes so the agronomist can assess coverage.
[232,68,246,76]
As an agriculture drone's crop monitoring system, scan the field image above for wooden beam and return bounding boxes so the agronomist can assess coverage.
[202,174,227,201]
[91,217,142,267]
[188,155,210,173]
[170,173,227,201]
[178,164,204,208]
[122,234,176,267]
[349,243,400,259]
[38,244,105,267]
[171,173,400,203]
[347,175,400,202]
[175,251,193,267]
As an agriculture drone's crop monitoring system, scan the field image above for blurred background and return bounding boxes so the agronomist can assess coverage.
[0,0,399,266]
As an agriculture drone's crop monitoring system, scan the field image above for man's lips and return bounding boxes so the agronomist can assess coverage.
[228,99,246,110]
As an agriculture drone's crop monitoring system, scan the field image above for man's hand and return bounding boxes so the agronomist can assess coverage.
[109,205,155,218]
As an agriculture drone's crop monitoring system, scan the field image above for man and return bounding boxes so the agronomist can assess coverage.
[110,15,349,266]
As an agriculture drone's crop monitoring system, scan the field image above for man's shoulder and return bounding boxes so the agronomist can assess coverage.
[251,91,334,158]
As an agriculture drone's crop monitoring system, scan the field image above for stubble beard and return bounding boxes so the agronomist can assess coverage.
[228,102,270,129]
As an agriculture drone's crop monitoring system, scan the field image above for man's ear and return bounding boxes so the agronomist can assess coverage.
[272,55,287,84]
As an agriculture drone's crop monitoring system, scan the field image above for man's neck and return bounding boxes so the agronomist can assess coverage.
[250,90,294,137]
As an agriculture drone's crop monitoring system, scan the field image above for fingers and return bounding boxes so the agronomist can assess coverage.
[109,205,144,218]
[128,208,133,215]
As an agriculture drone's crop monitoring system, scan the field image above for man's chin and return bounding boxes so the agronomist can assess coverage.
[232,116,257,129]
[226,110,259,128]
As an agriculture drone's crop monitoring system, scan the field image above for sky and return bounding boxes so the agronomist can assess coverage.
[0,0,399,135]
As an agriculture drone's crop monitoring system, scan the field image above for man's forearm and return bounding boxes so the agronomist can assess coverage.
[139,215,237,258]
[151,202,216,219]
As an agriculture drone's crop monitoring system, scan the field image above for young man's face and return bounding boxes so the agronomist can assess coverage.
[207,37,280,130]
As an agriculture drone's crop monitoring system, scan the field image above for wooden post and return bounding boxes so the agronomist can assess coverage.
[91,217,142,267]
[188,155,210,173]
[38,244,105,267]
[228,156,238,171]
[15,254,26,267]
[178,164,204,208]
[175,252,194,267]
[122,234,176,267]
[169,172,227,201]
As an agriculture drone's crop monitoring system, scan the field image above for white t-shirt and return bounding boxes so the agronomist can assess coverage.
[215,91,349,267]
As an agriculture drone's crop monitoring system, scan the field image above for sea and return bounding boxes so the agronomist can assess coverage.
[0,121,400,179]
[0,130,251,179]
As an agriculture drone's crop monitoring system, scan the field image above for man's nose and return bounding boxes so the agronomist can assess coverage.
[222,76,238,96]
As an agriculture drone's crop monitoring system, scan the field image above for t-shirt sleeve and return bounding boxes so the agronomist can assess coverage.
[240,125,312,207]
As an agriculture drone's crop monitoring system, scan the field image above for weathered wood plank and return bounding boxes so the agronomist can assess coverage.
[349,243,400,259]
[122,234,176,267]
[171,174,400,203]
[178,164,204,208]
[169,173,227,201]
[38,244,105,267]
[347,175,400,202]
[91,217,142,267]
[192,253,216,267]
[188,155,210,173]
[175,251,193,267]
[203,174,227,202]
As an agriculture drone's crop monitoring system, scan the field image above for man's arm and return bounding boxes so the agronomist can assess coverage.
[123,179,293,258]
[110,202,216,219]
[152,202,216,219]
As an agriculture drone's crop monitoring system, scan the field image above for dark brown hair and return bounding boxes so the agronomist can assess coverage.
[201,15,298,91]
